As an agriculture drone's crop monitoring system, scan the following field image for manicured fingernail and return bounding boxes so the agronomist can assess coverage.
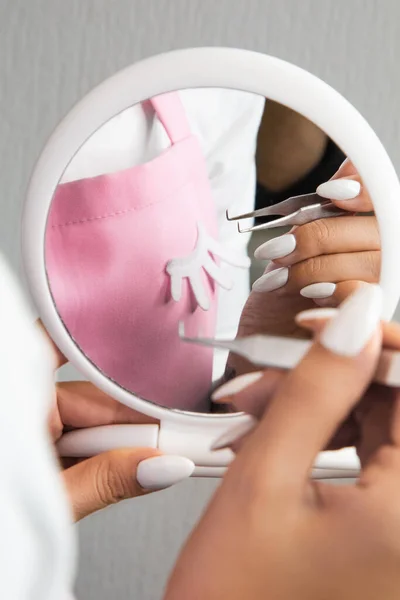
[211,417,257,451]
[320,284,382,357]
[136,456,195,491]
[254,234,296,260]
[212,371,264,401]
[317,179,361,201]
[252,267,289,293]
[296,307,338,324]
[300,282,336,299]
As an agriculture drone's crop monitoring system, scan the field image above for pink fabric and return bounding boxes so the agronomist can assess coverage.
[45,93,218,412]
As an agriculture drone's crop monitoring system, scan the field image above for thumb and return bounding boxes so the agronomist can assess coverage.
[63,449,194,521]
[316,158,373,212]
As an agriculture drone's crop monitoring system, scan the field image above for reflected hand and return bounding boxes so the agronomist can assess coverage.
[233,159,379,374]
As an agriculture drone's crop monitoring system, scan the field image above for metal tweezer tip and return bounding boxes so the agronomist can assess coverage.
[238,222,253,233]
[226,208,255,221]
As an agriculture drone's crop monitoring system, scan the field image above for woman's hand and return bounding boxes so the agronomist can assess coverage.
[165,286,400,600]
[234,159,378,373]
[214,297,400,454]
[40,324,194,522]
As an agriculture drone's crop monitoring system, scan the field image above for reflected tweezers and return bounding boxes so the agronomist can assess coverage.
[226,192,347,233]
[179,328,400,388]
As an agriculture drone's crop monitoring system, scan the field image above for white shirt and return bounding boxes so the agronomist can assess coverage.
[0,255,76,600]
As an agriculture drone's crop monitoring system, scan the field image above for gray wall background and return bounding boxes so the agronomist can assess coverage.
[1,1,400,598]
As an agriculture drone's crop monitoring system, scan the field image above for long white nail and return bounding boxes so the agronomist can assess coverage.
[296,307,338,324]
[252,267,289,293]
[317,179,361,201]
[211,417,257,451]
[320,285,382,357]
[300,282,336,299]
[137,456,195,491]
[212,371,263,401]
[254,234,296,260]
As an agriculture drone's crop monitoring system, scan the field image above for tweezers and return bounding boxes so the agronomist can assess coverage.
[226,192,347,233]
[179,328,400,388]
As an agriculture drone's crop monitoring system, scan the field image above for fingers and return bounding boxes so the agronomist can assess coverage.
[257,216,380,268]
[310,280,368,307]
[298,310,400,351]
[296,302,400,486]
[296,304,400,461]
[316,158,373,213]
[211,370,285,454]
[226,285,383,494]
[288,250,380,292]
[54,381,157,441]
[63,449,194,521]
[212,368,284,417]
[252,251,380,295]
[252,169,379,301]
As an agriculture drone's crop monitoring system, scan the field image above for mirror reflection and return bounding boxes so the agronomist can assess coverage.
[45,88,375,414]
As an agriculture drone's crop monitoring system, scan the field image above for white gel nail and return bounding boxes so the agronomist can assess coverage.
[137,456,194,491]
[300,282,336,299]
[317,179,361,201]
[252,267,289,293]
[320,285,382,357]
[254,234,296,261]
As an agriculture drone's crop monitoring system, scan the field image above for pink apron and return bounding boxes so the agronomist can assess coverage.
[45,92,222,412]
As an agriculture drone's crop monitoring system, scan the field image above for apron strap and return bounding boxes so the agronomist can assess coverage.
[149,91,192,144]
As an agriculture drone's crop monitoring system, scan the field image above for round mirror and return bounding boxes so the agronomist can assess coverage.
[43,88,352,414]
[22,49,400,473]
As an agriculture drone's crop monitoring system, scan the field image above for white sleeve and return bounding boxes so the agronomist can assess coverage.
[0,256,76,600]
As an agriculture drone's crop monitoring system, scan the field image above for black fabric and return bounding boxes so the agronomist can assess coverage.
[255,140,346,224]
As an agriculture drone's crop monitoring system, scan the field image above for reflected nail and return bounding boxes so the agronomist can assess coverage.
[136,456,195,491]
[252,267,289,293]
[254,234,296,261]
[211,417,257,451]
[296,307,338,324]
[320,284,382,357]
[300,282,336,299]
[212,371,263,401]
[317,179,361,201]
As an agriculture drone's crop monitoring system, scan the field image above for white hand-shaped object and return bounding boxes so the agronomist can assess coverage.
[166,221,250,310]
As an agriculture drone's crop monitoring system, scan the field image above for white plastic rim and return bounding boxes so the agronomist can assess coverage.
[22,47,400,426]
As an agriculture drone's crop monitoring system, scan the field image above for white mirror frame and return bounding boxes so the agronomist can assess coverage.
[22,48,400,477]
